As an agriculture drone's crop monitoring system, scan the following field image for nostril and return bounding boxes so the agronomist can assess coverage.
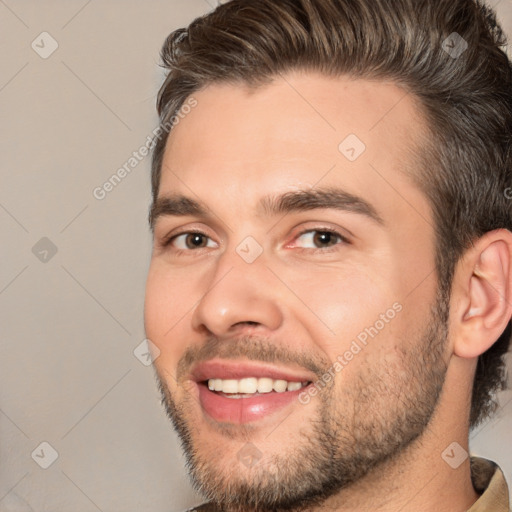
[233,321,260,328]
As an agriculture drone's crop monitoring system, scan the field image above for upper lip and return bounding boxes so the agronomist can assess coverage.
[190,359,316,383]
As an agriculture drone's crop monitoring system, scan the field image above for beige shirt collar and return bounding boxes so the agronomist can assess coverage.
[468,456,510,512]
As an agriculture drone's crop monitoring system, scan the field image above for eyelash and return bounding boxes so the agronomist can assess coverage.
[159,227,350,255]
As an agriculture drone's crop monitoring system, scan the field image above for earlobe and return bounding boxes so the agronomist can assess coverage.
[453,231,512,359]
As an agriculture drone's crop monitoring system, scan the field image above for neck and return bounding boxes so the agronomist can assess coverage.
[302,435,478,512]
[299,356,479,512]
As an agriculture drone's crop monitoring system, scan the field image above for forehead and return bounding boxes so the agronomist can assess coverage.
[159,72,430,220]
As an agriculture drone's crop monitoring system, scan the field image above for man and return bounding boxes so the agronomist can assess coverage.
[144,0,512,510]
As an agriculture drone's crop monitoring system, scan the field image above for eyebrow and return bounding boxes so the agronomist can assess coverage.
[148,187,384,231]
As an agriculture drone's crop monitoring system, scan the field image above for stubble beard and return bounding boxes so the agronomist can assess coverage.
[156,293,449,512]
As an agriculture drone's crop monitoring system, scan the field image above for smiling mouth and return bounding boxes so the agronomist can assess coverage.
[205,377,311,398]
[189,359,316,423]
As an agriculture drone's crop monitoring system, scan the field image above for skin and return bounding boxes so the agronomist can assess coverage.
[144,72,512,512]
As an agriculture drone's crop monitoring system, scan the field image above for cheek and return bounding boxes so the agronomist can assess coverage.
[144,265,168,339]
[144,263,198,359]
[279,264,398,355]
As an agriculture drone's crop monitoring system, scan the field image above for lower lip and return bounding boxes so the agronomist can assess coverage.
[197,383,308,424]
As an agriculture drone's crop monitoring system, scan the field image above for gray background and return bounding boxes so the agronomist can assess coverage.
[1,1,511,511]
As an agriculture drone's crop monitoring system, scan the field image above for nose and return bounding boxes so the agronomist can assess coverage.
[190,256,284,337]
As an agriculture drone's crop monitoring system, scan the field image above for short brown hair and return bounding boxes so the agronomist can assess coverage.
[150,0,512,428]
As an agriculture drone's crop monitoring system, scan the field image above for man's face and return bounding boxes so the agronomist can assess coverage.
[144,72,449,510]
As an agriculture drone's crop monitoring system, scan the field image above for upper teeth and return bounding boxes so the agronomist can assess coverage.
[207,377,305,394]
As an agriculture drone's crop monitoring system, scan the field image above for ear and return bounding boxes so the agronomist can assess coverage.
[451,229,512,359]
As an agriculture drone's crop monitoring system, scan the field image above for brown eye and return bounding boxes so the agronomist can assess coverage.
[185,233,208,249]
[312,231,340,248]
[294,229,345,249]
[167,231,217,251]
